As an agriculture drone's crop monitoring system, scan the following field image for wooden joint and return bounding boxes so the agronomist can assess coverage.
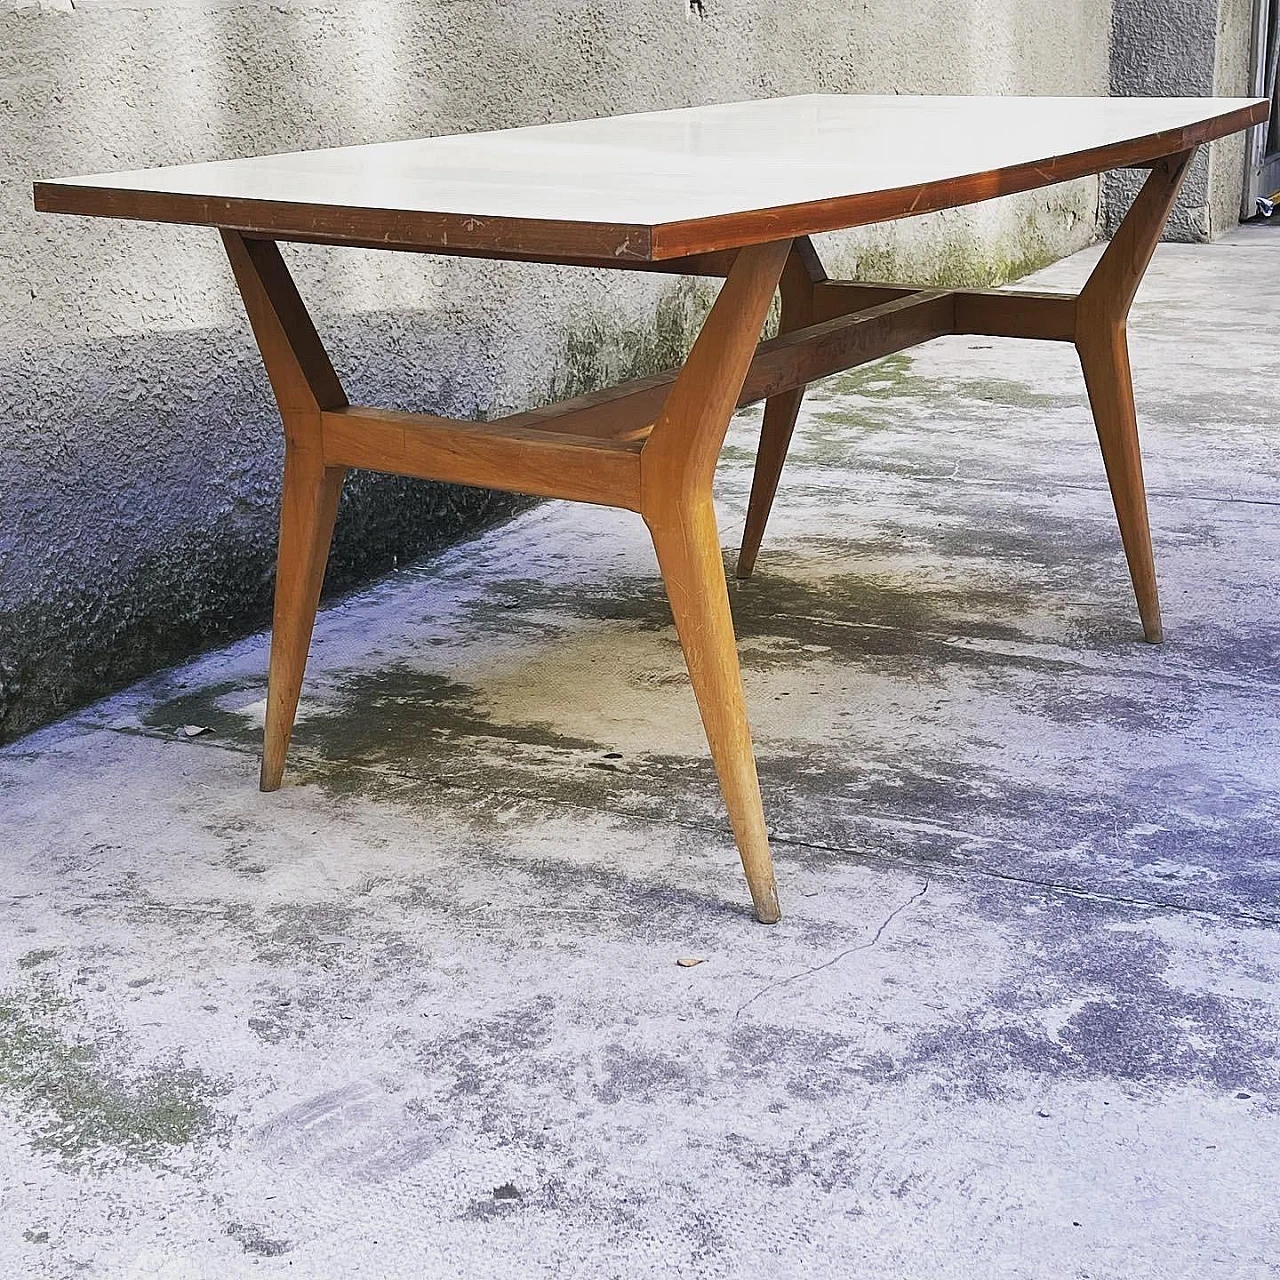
[738,290,956,404]
[811,280,922,322]
[221,232,347,420]
[1079,147,1195,327]
[952,289,1078,342]
[815,278,1079,342]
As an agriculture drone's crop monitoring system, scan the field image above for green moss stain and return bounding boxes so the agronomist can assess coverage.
[140,679,265,751]
[226,1221,291,1257]
[141,664,644,820]
[827,204,1077,291]
[820,353,916,400]
[464,561,1036,661]
[309,666,604,760]
[144,668,603,762]
[0,978,224,1166]
[945,377,1070,412]
[17,949,58,971]
[546,277,715,405]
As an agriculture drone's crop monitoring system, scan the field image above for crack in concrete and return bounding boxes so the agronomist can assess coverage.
[31,722,1278,930]
[899,470,1280,509]
[734,878,931,1019]
[769,831,1280,928]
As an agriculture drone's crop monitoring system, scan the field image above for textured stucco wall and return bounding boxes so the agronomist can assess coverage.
[0,0,1109,742]
[1108,0,1255,239]
[1210,0,1256,224]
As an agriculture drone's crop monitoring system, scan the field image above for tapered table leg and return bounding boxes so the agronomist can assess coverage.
[261,447,345,790]
[737,243,824,579]
[222,231,350,787]
[1077,325,1162,641]
[642,238,792,921]
[1075,151,1194,643]
[650,495,780,922]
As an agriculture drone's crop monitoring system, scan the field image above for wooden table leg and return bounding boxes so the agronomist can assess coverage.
[642,239,792,922]
[736,240,824,580]
[260,448,345,790]
[1075,150,1194,644]
[222,231,349,789]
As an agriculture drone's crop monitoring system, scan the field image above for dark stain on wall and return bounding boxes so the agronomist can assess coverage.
[0,309,543,743]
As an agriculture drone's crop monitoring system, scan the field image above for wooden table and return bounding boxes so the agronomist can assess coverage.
[37,94,1266,923]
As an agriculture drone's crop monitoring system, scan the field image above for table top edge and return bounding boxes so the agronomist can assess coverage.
[33,97,1269,263]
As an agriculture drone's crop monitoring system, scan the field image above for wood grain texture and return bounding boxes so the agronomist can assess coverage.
[1075,150,1194,644]
[742,290,956,403]
[811,280,918,320]
[259,449,345,791]
[737,243,823,579]
[221,233,346,418]
[643,106,1262,257]
[642,240,792,923]
[818,281,1078,340]
[320,285,959,467]
[221,231,348,790]
[953,289,1079,341]
[321,406,643,509]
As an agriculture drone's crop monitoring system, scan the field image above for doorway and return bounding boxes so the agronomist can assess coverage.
[1244,0,1280,214]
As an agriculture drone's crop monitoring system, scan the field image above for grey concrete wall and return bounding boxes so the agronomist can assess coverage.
[0,0,1109,743]
[1108,0,1255,239]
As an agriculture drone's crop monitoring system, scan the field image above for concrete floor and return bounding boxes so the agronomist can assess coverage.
[2,227,1279,1278]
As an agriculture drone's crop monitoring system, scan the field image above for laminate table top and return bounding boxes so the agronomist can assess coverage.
[35,94,1267,261]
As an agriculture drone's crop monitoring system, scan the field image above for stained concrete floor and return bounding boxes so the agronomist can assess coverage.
[3,227,1279,1278]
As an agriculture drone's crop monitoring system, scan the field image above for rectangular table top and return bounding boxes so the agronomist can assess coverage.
[36,94,1266,262]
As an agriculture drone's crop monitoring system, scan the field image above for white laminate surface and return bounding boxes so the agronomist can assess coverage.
[43,95,1263,228]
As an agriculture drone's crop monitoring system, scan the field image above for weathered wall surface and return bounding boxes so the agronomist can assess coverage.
[0,0,1109,742]
[1108,0,1256,238]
